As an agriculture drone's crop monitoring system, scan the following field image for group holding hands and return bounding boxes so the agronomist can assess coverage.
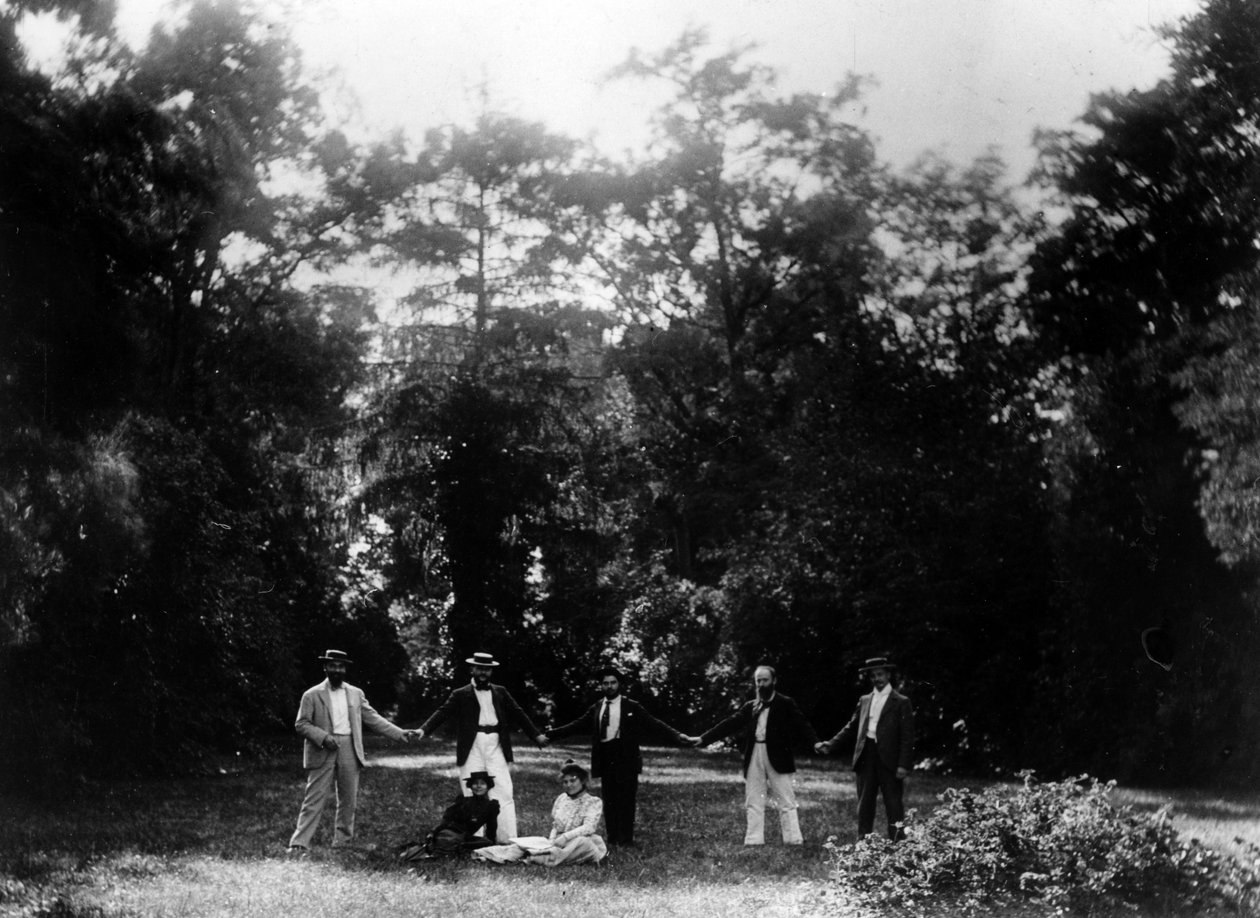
[287,649,915,864]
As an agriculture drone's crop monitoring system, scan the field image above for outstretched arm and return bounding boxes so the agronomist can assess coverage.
[818,701,861,755]
[502,689,549,746]
[415,690,461,739]
[698,704,751,747]
[548,704,596,741]
[635,703,691,745]
[360,693,407,741]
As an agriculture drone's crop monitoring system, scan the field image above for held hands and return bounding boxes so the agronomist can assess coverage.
[814,741,831,755]
[535,734,551,748]
[896,767,909,780]
[682,735,703,747]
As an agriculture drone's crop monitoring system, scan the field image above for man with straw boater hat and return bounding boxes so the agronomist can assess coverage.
[817,655,916,841]
[288,649,415,853]
[414,651,550,842]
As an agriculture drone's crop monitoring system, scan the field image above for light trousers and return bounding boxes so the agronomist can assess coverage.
[289,735,360,848]
[460,732,516,842]
[743,742,802,845]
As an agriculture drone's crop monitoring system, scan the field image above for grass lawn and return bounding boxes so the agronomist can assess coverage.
[2,738,1257,918]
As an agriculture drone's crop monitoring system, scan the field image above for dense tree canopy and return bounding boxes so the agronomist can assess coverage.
[3,0,1259,789]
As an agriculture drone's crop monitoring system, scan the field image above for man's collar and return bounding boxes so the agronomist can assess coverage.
[471,680,493,691]
[872,684,892,698]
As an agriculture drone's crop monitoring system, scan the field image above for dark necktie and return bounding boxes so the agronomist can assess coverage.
[600,701,611,739]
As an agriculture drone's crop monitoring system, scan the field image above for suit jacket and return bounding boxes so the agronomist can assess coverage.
[549,696,686,777]
[825,689,915,772]
[419,682,543,766]
[698,693,819,776]
[295,679,406,770]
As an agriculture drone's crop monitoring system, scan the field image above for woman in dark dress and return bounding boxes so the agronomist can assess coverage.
[399,772,499,860]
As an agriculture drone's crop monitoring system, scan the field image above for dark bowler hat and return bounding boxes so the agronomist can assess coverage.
[465,651,500,667]
[595,664,625,682]
[859,656,896,672]
[319,649,354,664]
[464,771,496,789]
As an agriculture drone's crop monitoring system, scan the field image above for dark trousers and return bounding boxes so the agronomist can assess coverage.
[597,739,639,845]
[855,740,905,841]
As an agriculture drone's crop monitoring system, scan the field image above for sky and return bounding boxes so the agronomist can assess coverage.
[100,0,1205,181]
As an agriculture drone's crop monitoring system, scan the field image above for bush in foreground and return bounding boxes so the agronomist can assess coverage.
[821,773,1260,916]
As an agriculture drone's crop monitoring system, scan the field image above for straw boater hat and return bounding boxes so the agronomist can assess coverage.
[319,649,353,664]
[465,651,500,667]
[858,656,896,672]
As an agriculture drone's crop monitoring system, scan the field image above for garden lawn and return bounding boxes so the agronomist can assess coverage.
[2,739,1256,918]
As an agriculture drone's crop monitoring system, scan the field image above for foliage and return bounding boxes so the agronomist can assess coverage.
[0,0,405,782]
[1027,0,1260,785]
[822,773,1260,917]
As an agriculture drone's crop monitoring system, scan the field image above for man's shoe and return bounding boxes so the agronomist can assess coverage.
[286,846,309,859]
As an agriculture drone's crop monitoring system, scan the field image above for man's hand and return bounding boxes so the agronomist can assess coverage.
[410,728,425,742]
[535,734,551,748]
[321,736,339,751]
[814,741,830,755]
[686,735,704,748]
[895,767,909,780]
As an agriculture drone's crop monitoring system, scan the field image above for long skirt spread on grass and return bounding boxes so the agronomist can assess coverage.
[472,835,607,866]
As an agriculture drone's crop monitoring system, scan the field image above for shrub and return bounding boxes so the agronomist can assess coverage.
[821,772,1260,916]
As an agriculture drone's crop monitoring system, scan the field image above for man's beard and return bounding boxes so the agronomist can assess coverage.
[757,685,774,700]
[473,676,491,688]
[328,673,344,687]
[602,688,619,699]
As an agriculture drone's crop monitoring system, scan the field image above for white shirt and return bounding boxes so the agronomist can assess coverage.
[754,694,774,741]
[866,684,892,739]
[328,684,351,735]
[473,681,498,725]
[599,696,622,741]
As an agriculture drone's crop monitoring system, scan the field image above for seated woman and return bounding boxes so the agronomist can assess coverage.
[399,771,499,861]
[473,760,607,866]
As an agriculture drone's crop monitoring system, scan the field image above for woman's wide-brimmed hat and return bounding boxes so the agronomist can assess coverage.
[465,651,500,667]
[858,656,896,672]
[319,649,354,664]
[464,771,496,789]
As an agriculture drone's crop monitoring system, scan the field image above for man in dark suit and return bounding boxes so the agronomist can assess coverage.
[817,656,915,841]
[415,651,549,842]
[547,665,698,847]
[695,665,820,846]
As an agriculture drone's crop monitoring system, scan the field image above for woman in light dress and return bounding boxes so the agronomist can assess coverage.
[473,760,607,866]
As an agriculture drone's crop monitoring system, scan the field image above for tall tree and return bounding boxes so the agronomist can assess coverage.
[358,113,615,683]
[1029,0,1260,783]
[1,0,402,780]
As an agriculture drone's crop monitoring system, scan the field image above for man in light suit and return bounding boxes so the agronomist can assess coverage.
[817,656,915,841]
[414,651,549,842]
[694,665,820,846]
[287,649,414,853]
[546,664,698,847]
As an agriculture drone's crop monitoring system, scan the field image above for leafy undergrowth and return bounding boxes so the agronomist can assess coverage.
[822,772,1260,918]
